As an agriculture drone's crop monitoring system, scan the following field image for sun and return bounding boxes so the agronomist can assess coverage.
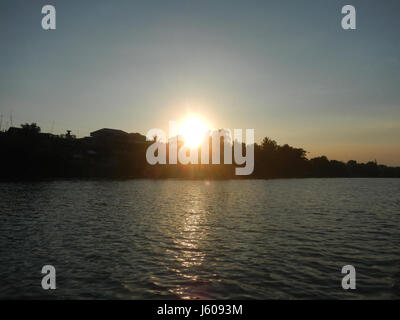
[179,116,209,149]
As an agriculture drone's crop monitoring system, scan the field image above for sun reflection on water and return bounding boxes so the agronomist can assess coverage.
[165,204,209,299]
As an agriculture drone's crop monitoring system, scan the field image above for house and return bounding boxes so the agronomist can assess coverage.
[90,128,147,144]
[7,127,23,135]
[90,128,129,140]
[129,132,146,143]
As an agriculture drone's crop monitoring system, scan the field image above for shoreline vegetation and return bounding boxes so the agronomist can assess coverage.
[1,123,399,180]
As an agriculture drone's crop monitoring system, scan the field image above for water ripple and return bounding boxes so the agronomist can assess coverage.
[0,178,399,299]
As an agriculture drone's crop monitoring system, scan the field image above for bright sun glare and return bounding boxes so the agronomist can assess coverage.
[180,117,209,149]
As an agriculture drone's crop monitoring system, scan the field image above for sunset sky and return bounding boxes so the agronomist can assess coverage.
[1,0,399,165]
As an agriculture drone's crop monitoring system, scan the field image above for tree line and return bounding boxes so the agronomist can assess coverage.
[0,123,399,180]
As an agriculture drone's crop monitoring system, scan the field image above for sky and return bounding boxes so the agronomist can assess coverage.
[0,0,399,165]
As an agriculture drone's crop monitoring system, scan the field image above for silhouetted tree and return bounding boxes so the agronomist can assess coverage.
[21,123,41,134]
[0,124,399,179]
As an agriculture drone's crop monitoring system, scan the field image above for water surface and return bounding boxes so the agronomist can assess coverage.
[0,179,399,299]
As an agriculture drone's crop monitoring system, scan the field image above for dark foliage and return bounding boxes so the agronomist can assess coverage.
[0,124,399,180]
